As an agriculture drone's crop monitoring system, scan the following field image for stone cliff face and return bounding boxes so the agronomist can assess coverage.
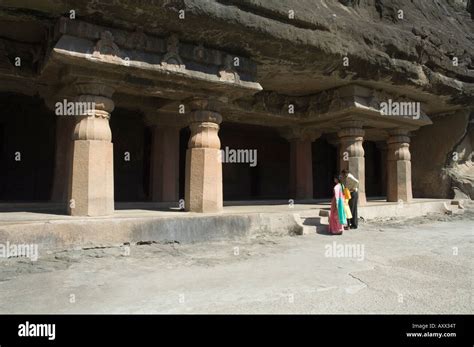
[411,110,473,199]
[1,0,473,108]
[444,112,474,199]
[195,0,474,108]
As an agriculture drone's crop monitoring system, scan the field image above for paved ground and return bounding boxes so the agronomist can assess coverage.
[0,210,472,314]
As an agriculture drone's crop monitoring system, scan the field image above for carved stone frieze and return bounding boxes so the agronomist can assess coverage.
[161,34,185,69]
[92,31,121,62]
[218,54,240,82]
[130,27,147,50]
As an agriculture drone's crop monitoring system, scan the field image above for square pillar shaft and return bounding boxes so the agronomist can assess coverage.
[70,139,114,215]
[185,147,222,212]
[150,126,180,202]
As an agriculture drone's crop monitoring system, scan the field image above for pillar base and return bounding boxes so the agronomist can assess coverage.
[69,140,114,216]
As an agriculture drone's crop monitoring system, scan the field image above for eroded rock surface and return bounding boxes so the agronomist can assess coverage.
[0,0,473,107]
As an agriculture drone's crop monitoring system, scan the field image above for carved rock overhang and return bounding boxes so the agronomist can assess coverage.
[226,85,431,121]
[222,84,434,141]
[38,17,262,102]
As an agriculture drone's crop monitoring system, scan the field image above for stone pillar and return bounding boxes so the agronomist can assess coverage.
[68,83,115,216]
[149,124,181,202]
[283,128,321,200]
[376,141,388,197]
[290,140,313,200]
[184,98,223,213]
[338,121,366,205]
[387,129,412,202]
[51,115,76,203]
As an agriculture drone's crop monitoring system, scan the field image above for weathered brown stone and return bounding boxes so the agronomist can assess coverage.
[411,111,473,199]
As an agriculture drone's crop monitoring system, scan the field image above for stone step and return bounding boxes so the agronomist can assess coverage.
[300,215,329,235]
[443,201,466,215]
[319,209,330,217]
[301,216,328,225]
[451,200,469,209]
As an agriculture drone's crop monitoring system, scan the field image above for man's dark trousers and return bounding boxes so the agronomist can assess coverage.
[349,191,358,228]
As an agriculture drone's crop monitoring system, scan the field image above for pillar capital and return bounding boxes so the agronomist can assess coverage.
[71,82,116,141]
[337,121,365,138]
[74,82,115,98]
[73,83,115,117]
[184,97,224,125]
[387,128,411,145]
[338,127,365,158]
[188,110,223,125]
[387,128,412,161]
[187,97,227,113]
[387,140,411,161]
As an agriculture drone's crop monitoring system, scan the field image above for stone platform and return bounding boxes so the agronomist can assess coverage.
[0,199,460,252]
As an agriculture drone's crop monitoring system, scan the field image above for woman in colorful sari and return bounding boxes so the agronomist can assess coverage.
[329,175,347,235]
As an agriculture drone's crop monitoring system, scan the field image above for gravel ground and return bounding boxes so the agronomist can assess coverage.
[0,209,472,314]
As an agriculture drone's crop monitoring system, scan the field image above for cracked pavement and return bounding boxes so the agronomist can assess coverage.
[0,211,472,314]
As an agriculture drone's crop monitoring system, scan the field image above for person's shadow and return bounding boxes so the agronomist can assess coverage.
[302,216,331,235]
